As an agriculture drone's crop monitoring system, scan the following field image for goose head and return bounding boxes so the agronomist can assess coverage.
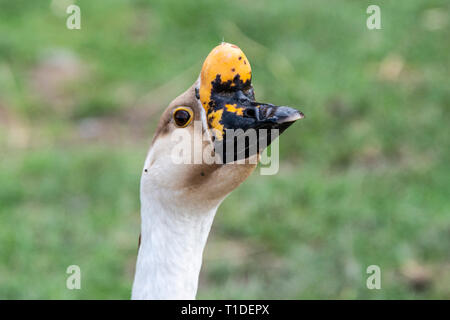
[142,42,304,209]
[133,43,304,299]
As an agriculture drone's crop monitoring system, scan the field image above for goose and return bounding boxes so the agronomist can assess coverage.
[131,42,304,300]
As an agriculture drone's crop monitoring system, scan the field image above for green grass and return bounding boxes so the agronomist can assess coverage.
[0,0,449,299]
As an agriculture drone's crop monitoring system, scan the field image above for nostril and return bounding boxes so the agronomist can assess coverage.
[244,108,256,118]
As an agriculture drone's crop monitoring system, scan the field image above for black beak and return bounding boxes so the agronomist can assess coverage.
[252,104,304,132]
[212,96,304,163]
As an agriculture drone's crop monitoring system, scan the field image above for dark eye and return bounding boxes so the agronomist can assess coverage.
[173,107,193,127]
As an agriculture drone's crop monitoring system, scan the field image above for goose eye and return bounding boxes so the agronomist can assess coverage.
[173,107,193,127]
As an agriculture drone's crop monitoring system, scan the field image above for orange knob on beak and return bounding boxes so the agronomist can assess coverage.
[199,42,252,113]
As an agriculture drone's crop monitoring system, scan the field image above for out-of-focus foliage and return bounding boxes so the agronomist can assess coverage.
[0,0,448,299]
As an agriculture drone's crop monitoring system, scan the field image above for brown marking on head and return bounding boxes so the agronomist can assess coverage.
[138,233,141,250]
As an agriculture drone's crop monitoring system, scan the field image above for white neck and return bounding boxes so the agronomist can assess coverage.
[131,185,219,300]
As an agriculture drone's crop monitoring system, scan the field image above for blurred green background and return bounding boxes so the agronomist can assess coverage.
[0,0,449,299]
